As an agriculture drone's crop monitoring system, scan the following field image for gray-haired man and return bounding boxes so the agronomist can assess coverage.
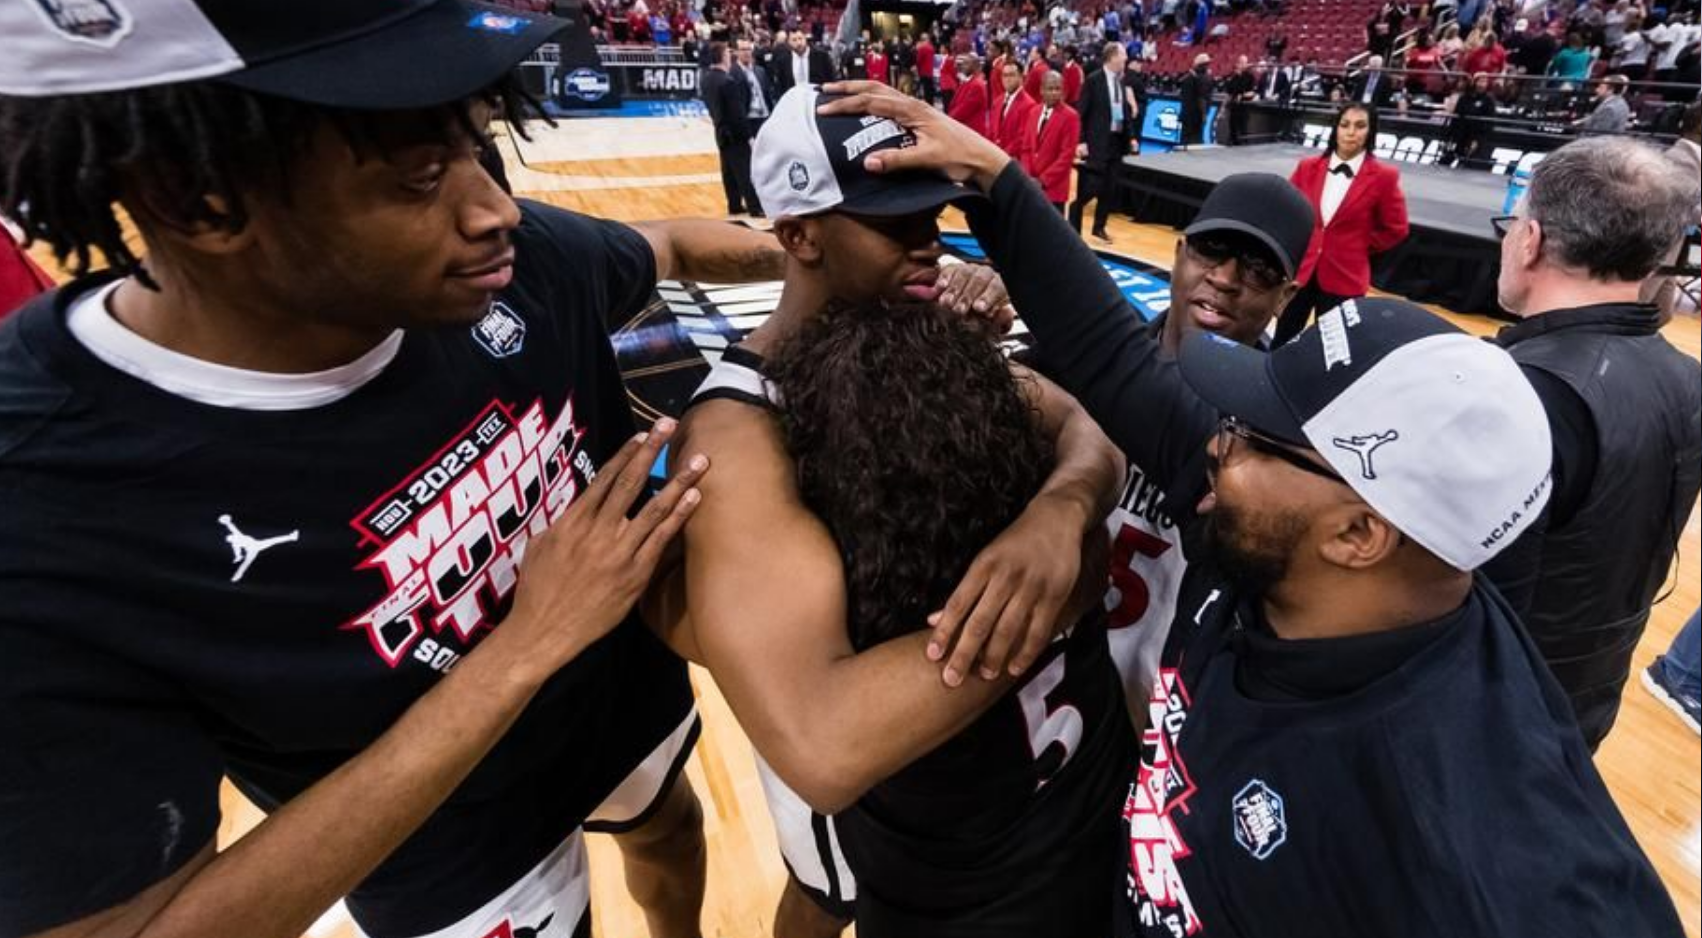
[1485,135,1702,749]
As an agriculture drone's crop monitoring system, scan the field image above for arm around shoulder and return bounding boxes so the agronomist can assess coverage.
[674,401,1011,814]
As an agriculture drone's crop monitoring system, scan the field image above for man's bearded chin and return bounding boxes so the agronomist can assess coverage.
[1203,499,1305,599]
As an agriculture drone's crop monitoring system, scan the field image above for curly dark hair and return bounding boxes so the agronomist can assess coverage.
[766,300,1055,652]
[0,76,539,285]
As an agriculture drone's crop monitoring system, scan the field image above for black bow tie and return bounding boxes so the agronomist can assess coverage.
[1331,163,1356,178]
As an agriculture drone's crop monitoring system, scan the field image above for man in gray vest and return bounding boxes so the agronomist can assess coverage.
[1486,135,1702,749]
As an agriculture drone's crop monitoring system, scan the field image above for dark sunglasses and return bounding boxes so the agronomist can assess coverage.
[1490,215,1520,240]
[1184,234,1288,292]
[1216,416,1343,483]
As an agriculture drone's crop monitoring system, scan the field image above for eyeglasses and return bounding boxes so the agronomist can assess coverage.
[1490,214,1520,240]
[1183,234,1288,292]
[1215,416,1343,483]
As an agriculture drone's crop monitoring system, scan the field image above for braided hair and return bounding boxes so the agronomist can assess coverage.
[0,76,539,285]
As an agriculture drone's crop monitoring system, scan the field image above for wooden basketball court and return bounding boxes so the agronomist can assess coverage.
[34,111,1695,938]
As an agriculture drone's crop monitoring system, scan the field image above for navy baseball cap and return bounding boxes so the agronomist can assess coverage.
[753,86,985,218]
[1184,173,1317,280]
[0,0,567,109]
[1179,297,1553,570]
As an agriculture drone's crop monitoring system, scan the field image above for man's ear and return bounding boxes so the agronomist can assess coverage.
[1315,502,1404,571]
[772,216,823,263]
[124,190,255,259]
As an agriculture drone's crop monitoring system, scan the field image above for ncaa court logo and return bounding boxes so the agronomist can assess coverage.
[472,302,527,359]
[1231,779,1288,861]
[29,0,132,46]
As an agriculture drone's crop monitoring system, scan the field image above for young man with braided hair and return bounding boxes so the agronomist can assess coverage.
[0,4,799,938]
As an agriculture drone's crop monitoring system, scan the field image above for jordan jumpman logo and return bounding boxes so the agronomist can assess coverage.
[1331,430,1400,480]
[219,514,299,583]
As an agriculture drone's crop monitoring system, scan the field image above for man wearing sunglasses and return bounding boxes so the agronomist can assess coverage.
[1071,172,1316,719]
[815,80,1684,938]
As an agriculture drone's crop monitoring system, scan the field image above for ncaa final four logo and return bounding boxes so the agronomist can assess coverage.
[29,0,131,46]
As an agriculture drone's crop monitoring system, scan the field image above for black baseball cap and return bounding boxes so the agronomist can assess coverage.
[0,0,567,109]
[753,87,985,218]
[1183,173,1317,280]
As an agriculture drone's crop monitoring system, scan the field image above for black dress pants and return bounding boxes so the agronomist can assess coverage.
[717,138,760,215]
[1068,156,1121,235]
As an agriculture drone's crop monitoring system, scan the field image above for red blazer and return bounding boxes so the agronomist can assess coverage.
[1062,61,1085,105]
[0,225,52,319]
[992,89,1039,164]
[949,75,991,138]
[1024,102,1080,203]
[1289,154,1410,296]
[1023,59,1051,99]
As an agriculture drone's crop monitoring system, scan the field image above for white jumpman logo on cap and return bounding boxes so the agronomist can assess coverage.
[219,514,300,583]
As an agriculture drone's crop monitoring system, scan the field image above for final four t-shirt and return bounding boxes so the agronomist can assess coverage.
[0,203,692,938]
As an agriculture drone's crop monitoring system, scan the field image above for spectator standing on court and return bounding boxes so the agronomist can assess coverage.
[948,53,992,137]
[1065,46,1088,104]
[868,41,890,85]
[916,32,938,103]
[1026,72,1082,212]
[1485,136,1701,750]
[1276,102,1409,344]
[1178,52,1214,146]
[1023,44,1052,99]
[993,60,1040,165]
[705,42,762,216]
[1072,42,1134,242]
[1645,610,1701,735]
[1224,55,1257,144]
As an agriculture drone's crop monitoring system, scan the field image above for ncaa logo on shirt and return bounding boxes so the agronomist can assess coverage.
[473,302,527,359]
[1231,779,1288,861]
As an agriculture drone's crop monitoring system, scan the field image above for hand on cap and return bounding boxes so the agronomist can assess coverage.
[817,81,1011,191]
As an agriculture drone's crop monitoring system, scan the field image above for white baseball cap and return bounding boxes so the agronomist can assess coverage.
[753,85,984,219]
[1180,298,1554,571]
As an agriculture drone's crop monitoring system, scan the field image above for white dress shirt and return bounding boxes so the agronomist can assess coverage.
[792,51,810,87]
[1107,70,1124,130]
[744,66,769,118]
[1321,151,1366,226]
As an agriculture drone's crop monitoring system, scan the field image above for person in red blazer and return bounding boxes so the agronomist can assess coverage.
[947,54,991,139]
[1275,102,1410,344]
[1062,47,1085,106]
[1022,45,1051,100]
[992,60,1039,166]
[0,221,53,318]
[1023,71,1080,211]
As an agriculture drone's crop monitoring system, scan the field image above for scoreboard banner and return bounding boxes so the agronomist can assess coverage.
[610,229,1175,425]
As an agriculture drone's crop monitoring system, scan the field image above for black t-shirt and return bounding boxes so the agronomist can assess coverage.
[0,203,693,938]
[963,161,1684,938]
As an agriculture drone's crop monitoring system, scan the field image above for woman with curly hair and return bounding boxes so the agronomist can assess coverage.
[760,298,1134,938]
